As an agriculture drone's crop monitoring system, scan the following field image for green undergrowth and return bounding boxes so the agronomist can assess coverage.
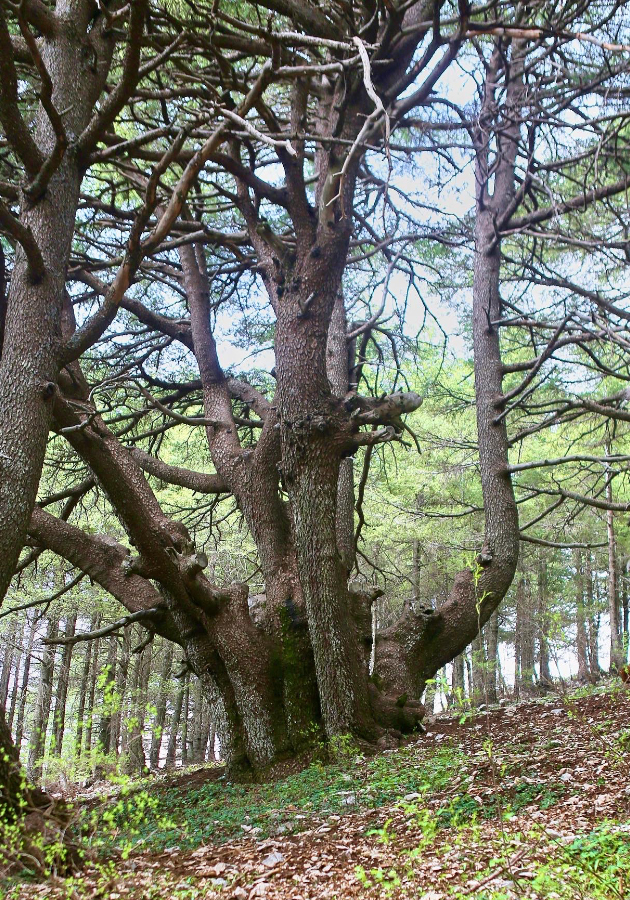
[80,734,572,859]
[461,822,630,899]
[356,818,630,898]
[82,742,467,855]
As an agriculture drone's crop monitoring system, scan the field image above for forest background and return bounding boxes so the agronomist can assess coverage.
[0,0,630,796]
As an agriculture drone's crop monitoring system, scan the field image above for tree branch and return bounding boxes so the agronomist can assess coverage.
[44,607,166,645]
[129,448,230,494]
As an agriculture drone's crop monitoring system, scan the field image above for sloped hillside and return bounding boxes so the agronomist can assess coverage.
[5,683,630,900]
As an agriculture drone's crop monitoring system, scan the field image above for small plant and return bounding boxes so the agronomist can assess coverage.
[355,864,401,894]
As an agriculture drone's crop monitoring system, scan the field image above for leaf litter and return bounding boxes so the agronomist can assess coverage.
[6,682,630,900]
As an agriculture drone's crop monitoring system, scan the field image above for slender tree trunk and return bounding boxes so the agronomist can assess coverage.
[470,633,485,704]
[181,676,190,766]
[0,621,17,710]
[605,452,623,670]
[50,611,77,756]
[206,717,216,762]
[15,612,37,750]
[585,551,600,679]
[124,640,149,775]
[450,655,465,705]
[621,564,629,658]
[112,627,131,756]
[6,625,23,731]
[28,615,59,782]
[97,638,117,757]
[574,549,589,682]
[83,627,101,761]
[74,613,97,761]
[485,611,499,704]
[150,643,173,769]
[538,558,552,687]
[515,577,536,697]
[189,676,206,764]
[166,674,186,768]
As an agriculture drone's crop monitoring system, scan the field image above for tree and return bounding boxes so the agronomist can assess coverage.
[3,0,630,797]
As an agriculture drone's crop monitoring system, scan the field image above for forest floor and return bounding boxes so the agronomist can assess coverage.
[4,681,630,900]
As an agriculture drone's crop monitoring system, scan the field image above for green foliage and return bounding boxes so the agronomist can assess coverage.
[85,744,466,853]
[530,824,630,900]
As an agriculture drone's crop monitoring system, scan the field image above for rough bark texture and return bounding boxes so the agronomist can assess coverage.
[0,4,119,601]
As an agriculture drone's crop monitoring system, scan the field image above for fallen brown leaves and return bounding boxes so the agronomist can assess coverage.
[7,685,630,900]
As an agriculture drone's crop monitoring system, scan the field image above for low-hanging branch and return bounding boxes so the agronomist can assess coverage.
[508,453,630,474]
[519,534,608,550]
[129,448,230,494]
[44,606,166,646]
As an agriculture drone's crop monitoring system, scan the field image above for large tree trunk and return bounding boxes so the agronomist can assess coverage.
[18,24,523,779]
[0,7,118,603]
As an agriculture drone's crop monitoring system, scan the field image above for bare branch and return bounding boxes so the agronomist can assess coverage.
[129,448,230,494]
[44,607,165,645]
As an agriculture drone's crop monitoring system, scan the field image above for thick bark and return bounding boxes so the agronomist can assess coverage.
[0,706,26,822]
[0,7,118,602]
[327,292,355,573]
[8,10,524,776]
